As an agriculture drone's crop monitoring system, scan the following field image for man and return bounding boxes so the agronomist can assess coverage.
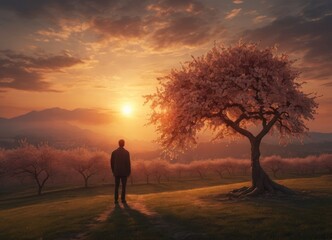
[110,139,131,204]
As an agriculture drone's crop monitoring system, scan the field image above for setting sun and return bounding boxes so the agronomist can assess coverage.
[121,104,133,116]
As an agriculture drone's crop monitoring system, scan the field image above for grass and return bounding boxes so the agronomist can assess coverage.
[138,175,332,240]
[0,175,331,239]
[0,176,247,240]
[0,195,110,240]
[87,203,167,240]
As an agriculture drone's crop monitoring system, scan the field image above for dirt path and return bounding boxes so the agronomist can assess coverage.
[129,198,207,240]
[70,207,114,240]
[70,196,206,240]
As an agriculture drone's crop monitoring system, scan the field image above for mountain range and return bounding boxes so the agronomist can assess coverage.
[0,108,110,149]
[1,108,332,159]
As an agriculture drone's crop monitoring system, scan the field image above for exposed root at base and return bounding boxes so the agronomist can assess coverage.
[227,183,295,198]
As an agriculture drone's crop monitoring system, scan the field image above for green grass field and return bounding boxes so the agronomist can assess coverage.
[0,175,331,240]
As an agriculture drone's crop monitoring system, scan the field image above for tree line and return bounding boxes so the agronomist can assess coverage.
[0,141,331,195]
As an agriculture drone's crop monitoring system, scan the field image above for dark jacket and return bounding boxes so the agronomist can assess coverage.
[110,147,131,177]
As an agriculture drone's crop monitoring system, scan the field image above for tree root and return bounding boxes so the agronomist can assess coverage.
[227,181,295,198]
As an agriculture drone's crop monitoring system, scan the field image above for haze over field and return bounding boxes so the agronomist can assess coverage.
[1,108,332,160]
[0,0,331,147]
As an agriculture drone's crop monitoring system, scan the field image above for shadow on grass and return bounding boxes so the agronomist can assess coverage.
[88,203,168,240]
[194,190,332,240]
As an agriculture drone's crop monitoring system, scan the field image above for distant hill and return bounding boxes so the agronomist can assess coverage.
[10,107,111,124]
[263,131,332,144]
[0,108,111,149]
[304,132,332,143]
[0,108,160,153]
[134,132,332,162]
[1,108,331,159]
[174,139,332,163]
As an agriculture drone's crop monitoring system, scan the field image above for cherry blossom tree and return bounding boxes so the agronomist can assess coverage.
[136,160,152,184]
[208,159,226,179]
[262,155,284,178]
[222,159,237,176]
[0,148,8,185]
[146,42,318,197]
[319,154,332,174]
[236,159,251,176]
[9,141,55,195]
[67,148,105,188]
[170,163,188,179]
[150,160,168,183]
[190,160,207,179]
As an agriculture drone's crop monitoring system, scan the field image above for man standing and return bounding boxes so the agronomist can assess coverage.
[110,139,131,204]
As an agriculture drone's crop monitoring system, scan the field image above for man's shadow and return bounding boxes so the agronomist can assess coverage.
[106,203,164,239]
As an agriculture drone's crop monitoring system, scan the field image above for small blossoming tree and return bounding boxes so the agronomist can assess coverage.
[146,42,318,196]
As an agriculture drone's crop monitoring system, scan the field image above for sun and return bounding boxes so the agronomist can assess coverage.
[121,104,133,116]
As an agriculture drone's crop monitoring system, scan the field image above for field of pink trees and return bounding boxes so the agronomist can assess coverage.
[0,142,331,195]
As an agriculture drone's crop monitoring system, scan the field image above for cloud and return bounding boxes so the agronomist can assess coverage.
[92,16,145,39]
[145,0,221,49]
[243,1,332,81]
[301,0,332,20]
[150,15,221,49]
[321,82,332,87]
[0,50,83,91]
[253,15,267,24]
[146,0,205,16]
[36,18,90,42]
[225,8,241,20]
[233,0,243,4]
[85,0,222,49]
[0,0,223,50]
[0,0,118,19]
[263,0,303,19]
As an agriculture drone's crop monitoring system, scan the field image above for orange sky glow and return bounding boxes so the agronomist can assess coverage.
[0,0,331,142]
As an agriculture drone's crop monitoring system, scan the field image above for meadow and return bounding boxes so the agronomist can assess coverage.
[1,174,331,240]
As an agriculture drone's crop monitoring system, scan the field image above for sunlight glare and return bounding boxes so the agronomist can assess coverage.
[122,104,133,116]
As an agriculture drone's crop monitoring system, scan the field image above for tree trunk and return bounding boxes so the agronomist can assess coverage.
[197,169,203,179]
[225,167,232,176]
[84,176,88,188]
[34,175,42,196]
[229,138,293,197]
[35,173,49,196]
[146,175,149,184]
[38,186,42,196]
[272,168,279,178]
[156,175,161,184]
[215,169,223,179]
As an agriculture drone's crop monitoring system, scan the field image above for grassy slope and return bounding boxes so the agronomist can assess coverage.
[139,175,332,240]
[0,176,331,240]
[90,175,332,240]
[0,177,247,240]
[0,195,109,240]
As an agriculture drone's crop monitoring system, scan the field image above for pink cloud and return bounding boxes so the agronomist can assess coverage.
[225,8,241,20]
[233,0,243,4]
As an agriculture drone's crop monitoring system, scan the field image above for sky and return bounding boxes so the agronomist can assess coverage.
[0,0,331,141]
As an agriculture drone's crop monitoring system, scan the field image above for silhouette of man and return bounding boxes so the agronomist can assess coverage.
[111,139,131,204]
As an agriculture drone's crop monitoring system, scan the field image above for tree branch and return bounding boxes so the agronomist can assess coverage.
[218,113,254,140]
[257,112,282,140]
[277,119,292,133]
[259,106,267,127]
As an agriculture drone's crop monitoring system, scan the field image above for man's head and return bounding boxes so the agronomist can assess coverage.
[118,139,125,147]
